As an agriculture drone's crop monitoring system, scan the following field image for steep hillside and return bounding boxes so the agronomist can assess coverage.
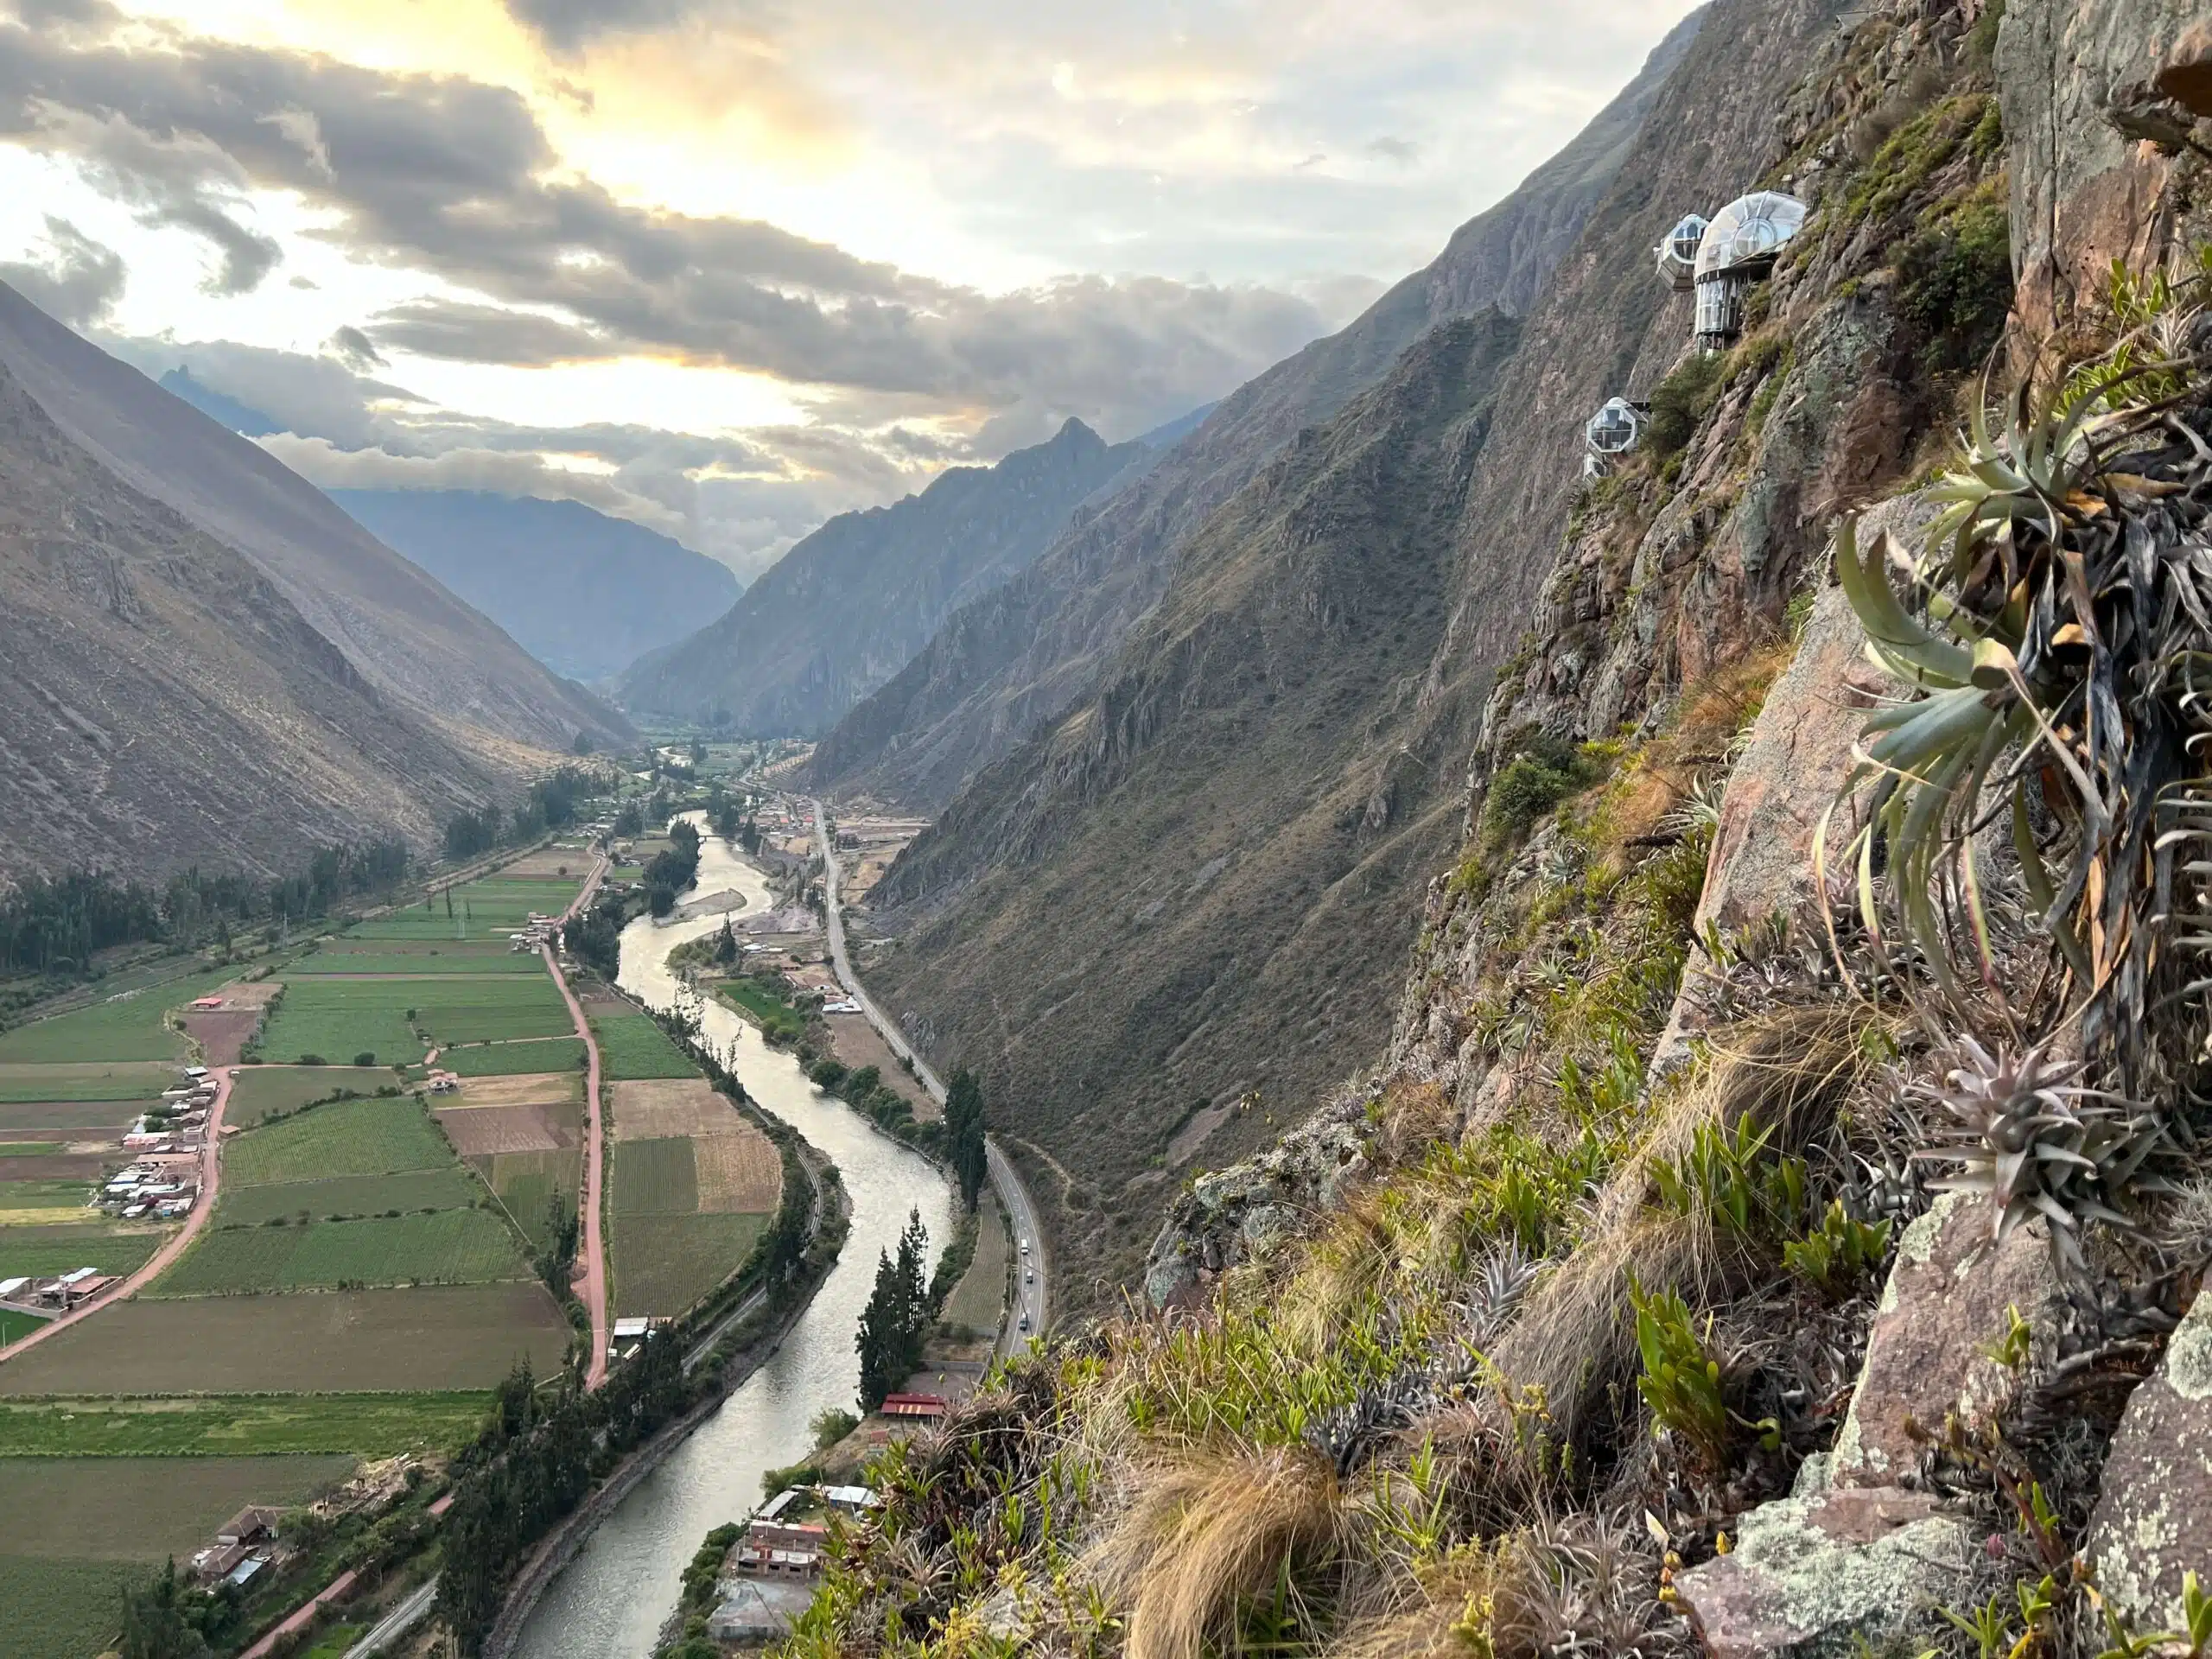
[791,6,2212,1659]
[868,315,1521,1291]
[617,419,1147,734]
[0,353,498,878]
[804,5,1706,810]
[331,489,741,683]
[862,0,1841,1295]
[0,285,627,757]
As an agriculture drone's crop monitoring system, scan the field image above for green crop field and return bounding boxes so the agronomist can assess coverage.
[0,1179,93,1217]
[0,1455,356,1557]
[0,1308,49,1344]
[225,1096,451,1186]
[613,1212,765,1321]
[477,1149,582,1251]
[259,976,570,1063]
[291,951,543,976]
[303,1624,366,1659]
[0,1285,570,1395]
[0,1062,174,1103]
[611,1136,697,1215]
[257,982,425,1066]
[346,879,583,941]
[0,1225,163,1281]
[215,1168,478,1228]
[592,1014,695,1080]
[0,1555,153,1659]
[225,1066,396,1128]
[0,1393,490,1459]
[438,1038,587,1077]
[0,972,234,1065]
[718,980,800,1024]
[153,1207,531,1295]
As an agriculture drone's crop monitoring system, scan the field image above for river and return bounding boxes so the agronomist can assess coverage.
[512,818,952,1659]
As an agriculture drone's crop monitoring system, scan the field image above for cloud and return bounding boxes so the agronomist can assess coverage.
[505,0,734,54]
[327,323,385,368]
[1365,135,1420,164]
[0,5,1332,437]
[0,213,124,326]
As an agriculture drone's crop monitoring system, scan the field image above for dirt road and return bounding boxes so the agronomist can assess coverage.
[0,1064,232,1365]
[550,853,611,1389]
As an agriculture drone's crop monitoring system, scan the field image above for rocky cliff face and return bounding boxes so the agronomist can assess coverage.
[866,0,1854,1302]
[618,419,1146,734]
[802,7,1706,812]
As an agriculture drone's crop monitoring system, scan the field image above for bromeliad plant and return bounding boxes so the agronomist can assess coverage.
[1826,308,2212,1109]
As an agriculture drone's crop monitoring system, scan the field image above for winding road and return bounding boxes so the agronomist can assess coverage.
[548,852,613,1389]
[809,799,1049,1351]
[0,1063,232,1366]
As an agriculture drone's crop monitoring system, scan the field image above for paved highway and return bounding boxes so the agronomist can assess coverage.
[343,1578,438,1658]
[808,798,1048,1352]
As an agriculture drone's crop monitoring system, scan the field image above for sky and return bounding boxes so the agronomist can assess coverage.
[0,0,1701,577]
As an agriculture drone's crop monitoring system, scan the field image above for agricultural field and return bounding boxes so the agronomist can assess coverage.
[346,877,584,942]
[438,1037,587,1077]
[0,970,232,1065]
[0,1284,571,1394]
[592,1013,696,1080]
[0,1554,156,1659]
[224,1096,451,1187]
[478,1148,582,1251]
[0,1308,49,1344]
[0,1060,175,1103]
[0,1178,97,1225]
[607,1078,780,1320]
[257,975,572,1065]
[216,1168,478,1226]
[0,1224,163,1280]
[940,1192,1010,1339]
[0,1392,489,1458]
[224,1065,394,1128]
[291,941,543,975]
[151,1207,530,1295]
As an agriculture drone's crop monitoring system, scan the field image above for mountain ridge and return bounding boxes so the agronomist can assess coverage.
[617,416,1149,734]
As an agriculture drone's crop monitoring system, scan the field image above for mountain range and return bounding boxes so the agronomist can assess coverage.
[329,490,741,684]
[616,417,1153,734]
[0,281,628,880]
[801,10,1703,811]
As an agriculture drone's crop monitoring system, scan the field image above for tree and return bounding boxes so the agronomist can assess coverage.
[119,1561,210,1659]
[713,919,737,965]
[945,1070,988,1212]
[854,1208,931,1410]
[539,1185,580,1298]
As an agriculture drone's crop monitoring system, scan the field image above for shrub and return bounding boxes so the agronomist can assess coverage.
[353,1050,376,1067]
[299,1052,327,1065]
[1480,750,1581,849]
[1897,193,2012,368]
[1644,352,1727,457]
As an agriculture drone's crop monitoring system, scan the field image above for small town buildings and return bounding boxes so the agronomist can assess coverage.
[0,1277,28,1300]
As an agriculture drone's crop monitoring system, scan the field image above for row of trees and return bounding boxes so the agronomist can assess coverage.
[0,843,411,980]
[435,1344,690,1653]
[645,820,702,917]
[855,1210,932,1411]
[442,766,601,861]
[946,1069,988,1212]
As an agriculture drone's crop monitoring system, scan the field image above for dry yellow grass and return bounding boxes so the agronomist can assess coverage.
[692,1128,781,1213]
[608,1078,736,1141]
[213,979,284,1009]
[454,1071,582,1109]
[1096,1445,1349,1659]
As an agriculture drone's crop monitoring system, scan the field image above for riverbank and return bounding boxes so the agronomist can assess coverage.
[481,1137,847,1659]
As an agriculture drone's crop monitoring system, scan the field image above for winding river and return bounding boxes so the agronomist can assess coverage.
[512,818,952,1659]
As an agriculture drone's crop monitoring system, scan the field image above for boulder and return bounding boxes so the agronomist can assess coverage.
[1672,1486,1974,1658]
[1828,1193,2067,1489]
[2156,22,2212,117]
[2084,1289,2212,1631]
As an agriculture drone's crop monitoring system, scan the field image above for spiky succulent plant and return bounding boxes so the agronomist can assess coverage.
[1908,1038,2165,1269]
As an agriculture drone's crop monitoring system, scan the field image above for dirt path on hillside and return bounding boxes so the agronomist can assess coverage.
[0,1065,232,1365]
